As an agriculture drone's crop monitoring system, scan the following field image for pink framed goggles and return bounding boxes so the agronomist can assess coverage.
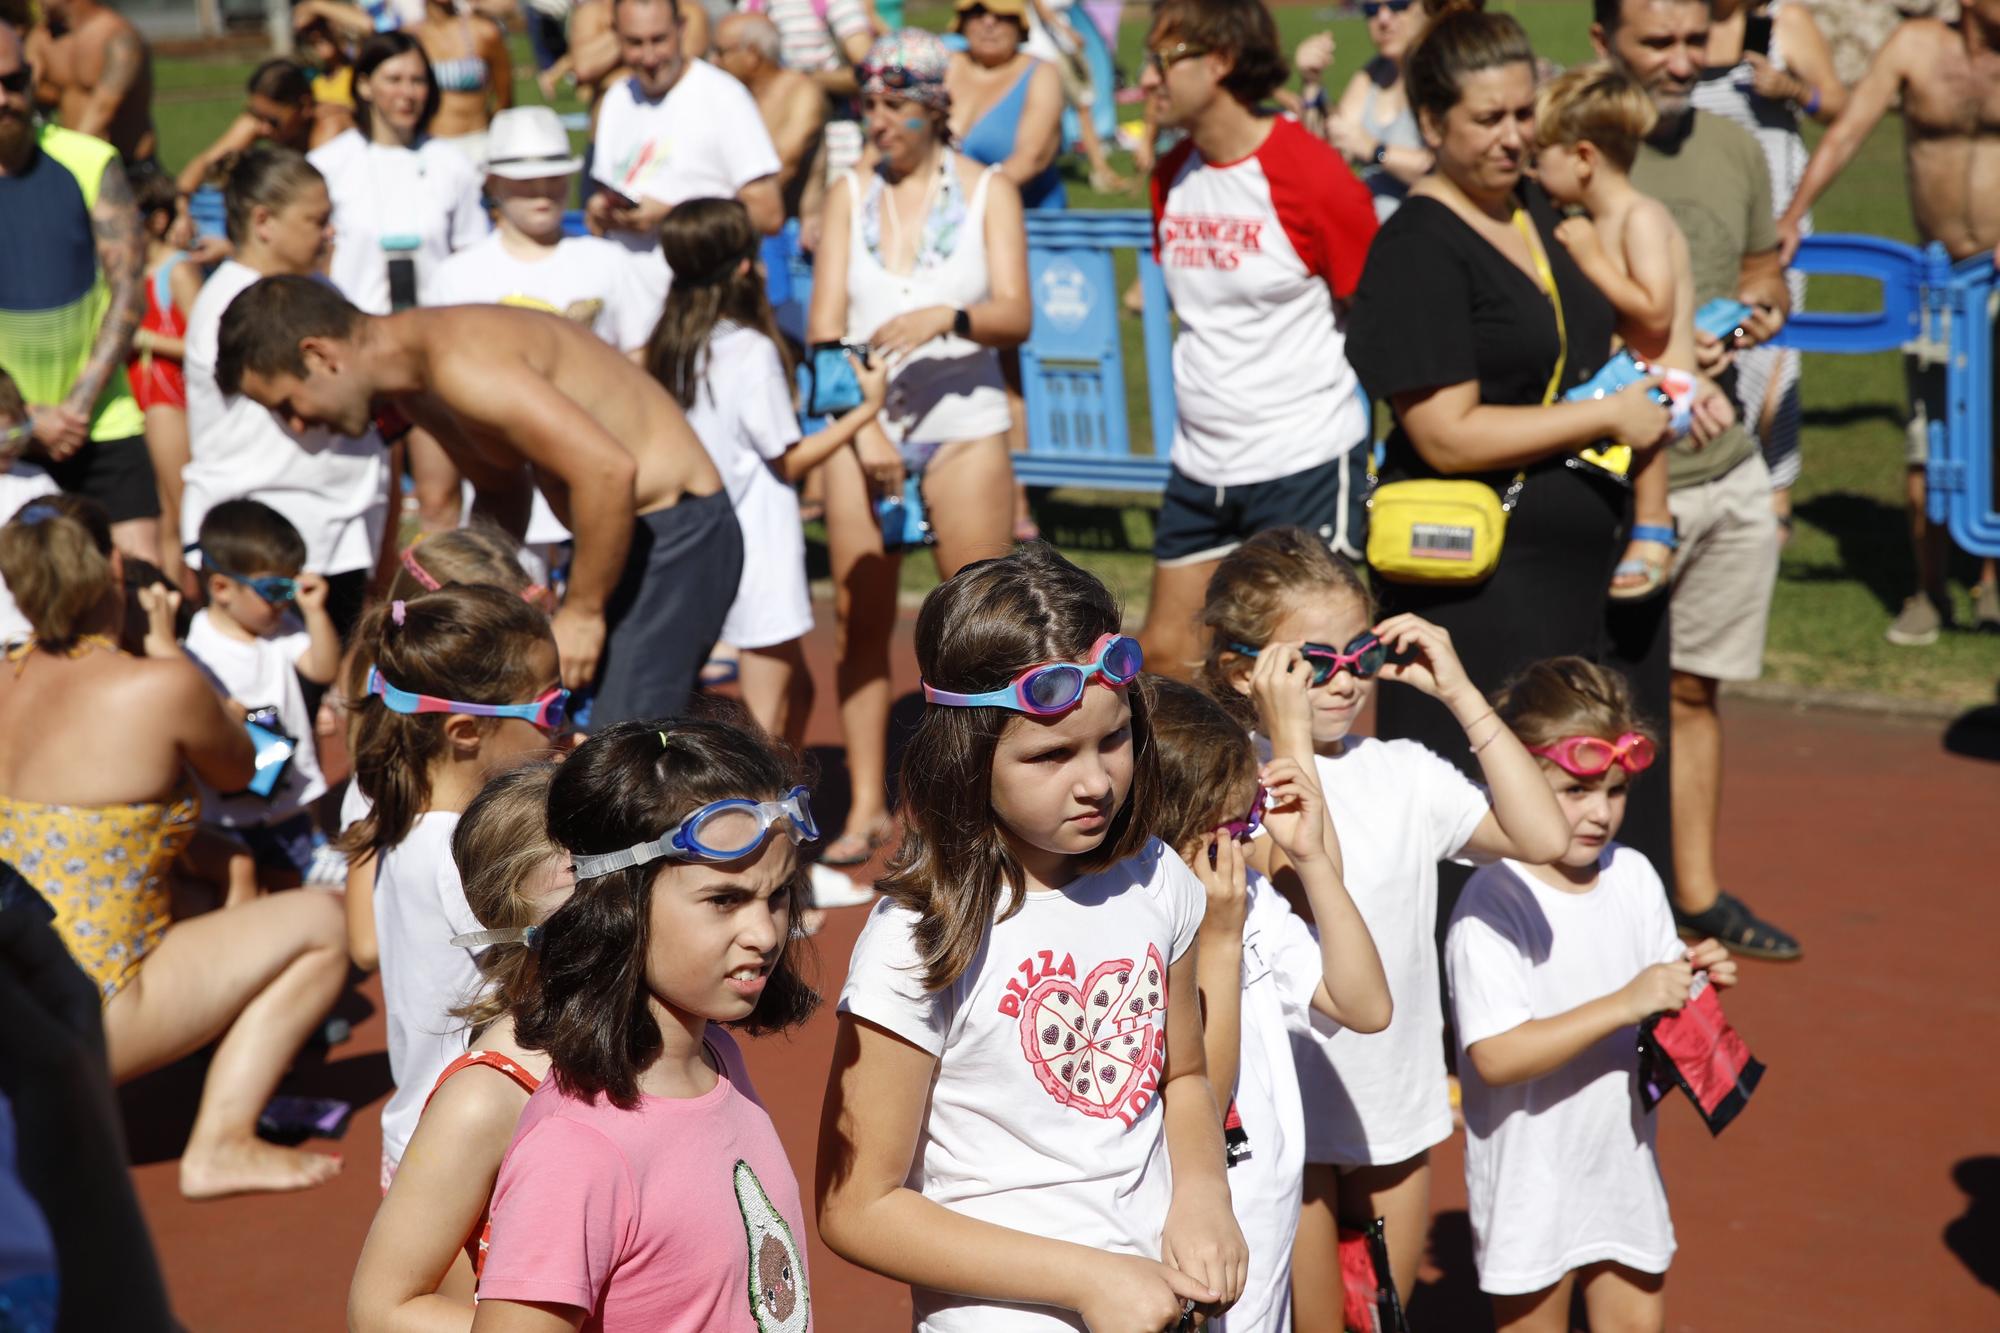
[1530,732,1657,777]
[366,667,571,734]
[922,633,1143,715]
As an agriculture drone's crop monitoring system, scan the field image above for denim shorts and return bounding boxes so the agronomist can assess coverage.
[1154,447,1370,566]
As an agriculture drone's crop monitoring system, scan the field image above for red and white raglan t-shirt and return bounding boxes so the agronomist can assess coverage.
[1152,117,1380,487]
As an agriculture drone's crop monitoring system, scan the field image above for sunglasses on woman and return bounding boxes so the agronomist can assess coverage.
[923,633,1143,716]
[190,545,299,604]
[366,667,571,733]
[1530,732,1657,778]
[1229,633,1386,686]
[571,786,820,879]
[1362,0,1413,17]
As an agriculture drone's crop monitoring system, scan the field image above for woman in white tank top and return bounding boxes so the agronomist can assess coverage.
[807,30,1030,867]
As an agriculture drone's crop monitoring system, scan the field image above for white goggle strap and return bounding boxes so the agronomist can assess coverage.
[571,834,678,881]
[449,925,540,949]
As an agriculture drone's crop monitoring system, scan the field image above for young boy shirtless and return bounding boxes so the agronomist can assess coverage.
[1535,64,1731,600]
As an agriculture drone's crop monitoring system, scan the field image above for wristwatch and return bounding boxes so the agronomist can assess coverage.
[1371,141,1389,167]
[952,307,972,338]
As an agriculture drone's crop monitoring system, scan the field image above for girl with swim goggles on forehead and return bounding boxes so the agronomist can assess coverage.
[335,584,566,1190]
[1198,526,1572,1320]
[820,543,1251,1333]
[1444,657,1737,1331]
[472,717,821,1333]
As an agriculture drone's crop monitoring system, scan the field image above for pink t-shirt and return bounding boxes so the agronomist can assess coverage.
[477,1027,812,1333]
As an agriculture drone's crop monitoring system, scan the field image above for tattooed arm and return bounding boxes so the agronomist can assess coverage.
[76,27,144,141]
[64,156,146,428]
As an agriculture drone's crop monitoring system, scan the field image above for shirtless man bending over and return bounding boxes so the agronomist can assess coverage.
[26,0,154,166]
[1779,0,2000,641]
[216,275,742,726]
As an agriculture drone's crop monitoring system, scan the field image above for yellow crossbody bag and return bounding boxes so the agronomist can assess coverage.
[1367,208,1567,585]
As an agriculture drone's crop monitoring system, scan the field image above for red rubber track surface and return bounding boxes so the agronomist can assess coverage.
[123,614,2000,1329]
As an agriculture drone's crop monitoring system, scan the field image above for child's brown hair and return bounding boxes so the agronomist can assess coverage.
[388,522,544,606]
[451,761,565,1035]
[1493,655,1657,753]
[0,495,115,651]
[1143,674,1260,856]
[1198,526,1374,728]
[1533,62,1659,172]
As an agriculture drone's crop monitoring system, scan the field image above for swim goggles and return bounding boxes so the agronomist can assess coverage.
[1530,732,1657,777]
[366,666,571,733]
[1221,783,1267,842]
[189,544,298,604]
[921,633,1143,715]
[571,786,820,879]
[1229,633,1385,686]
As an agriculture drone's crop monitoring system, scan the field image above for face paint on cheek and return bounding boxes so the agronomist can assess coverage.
[903,116,927,131]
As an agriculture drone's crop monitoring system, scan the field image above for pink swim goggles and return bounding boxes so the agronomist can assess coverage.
[922,633,1143,715]
[1530,732,1657,777]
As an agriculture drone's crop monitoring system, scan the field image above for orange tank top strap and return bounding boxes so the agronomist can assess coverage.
[422,1049,542,1111]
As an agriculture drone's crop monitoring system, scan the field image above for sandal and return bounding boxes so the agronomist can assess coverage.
[821,817,894,867]
[1609,523,1678,602]
[1673,891,1802,962]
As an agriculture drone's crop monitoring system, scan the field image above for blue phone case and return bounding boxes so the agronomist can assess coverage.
[244,718,296,800]
[1695,297,1756,341]
[808,344,864,417]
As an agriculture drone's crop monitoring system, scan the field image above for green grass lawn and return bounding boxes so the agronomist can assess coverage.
[149,3,1999,706]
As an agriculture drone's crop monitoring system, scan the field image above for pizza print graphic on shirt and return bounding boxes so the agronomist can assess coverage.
[1012,944,1169,1126]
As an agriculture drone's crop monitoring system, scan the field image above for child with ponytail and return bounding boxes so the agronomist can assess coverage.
[1200,526,1572,1320]
[349,762,571,1332]
[1446,657,1736,1331]
[818,543,1249,1331]
[339,584,565,1187]
[645,197,888,746]
[471,717,820,1331]
[1145,675,1391,1333]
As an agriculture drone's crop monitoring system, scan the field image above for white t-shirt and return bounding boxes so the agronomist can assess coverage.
[1218,870,1332,1333]
[1266,734,1490,1166]
[429,232,661,544]
[183,260,391,576]
[685,323,813,649]
[374,811,480,1175]
[310,129,491,316]
[838,839,1205,1332]
[181,609,327,828]
[589,62,782,293]
[1445,846,1683,1296]
[0,463,61,647]
[1151,117,1379,487]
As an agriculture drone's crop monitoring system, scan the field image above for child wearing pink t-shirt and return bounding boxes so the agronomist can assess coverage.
[472,717,820,1333]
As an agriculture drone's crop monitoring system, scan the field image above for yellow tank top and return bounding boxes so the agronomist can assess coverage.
[313,65,357,109]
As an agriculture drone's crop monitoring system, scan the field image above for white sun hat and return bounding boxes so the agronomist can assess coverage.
[483,106,584,181]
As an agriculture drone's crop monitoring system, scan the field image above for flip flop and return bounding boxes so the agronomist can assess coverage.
[821,818,893,867]
[1673,891,1802,962]
[699,652,740,689]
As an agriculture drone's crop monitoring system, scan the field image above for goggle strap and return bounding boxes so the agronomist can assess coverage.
[572,837,672,881]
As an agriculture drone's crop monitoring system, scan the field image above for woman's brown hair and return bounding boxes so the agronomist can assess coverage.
[645,197,792,412]
[1493,655,1657,753]
[0,495,116,651]
[520,714,819,1109]
[336,584,556,857]
[1143,674,1259,856]
[1149,0,1290,106]
[223,144,325,248]
[877,542,1163,991]
[1406,0,1536,131]
[1197,526,1373,729]
[451,761,564,1035]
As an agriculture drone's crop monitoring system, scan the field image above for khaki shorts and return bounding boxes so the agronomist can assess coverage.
[1668,452,1780,682]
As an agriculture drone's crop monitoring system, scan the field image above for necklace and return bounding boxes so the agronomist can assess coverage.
[880,148,947,275]
[8,633,120,676]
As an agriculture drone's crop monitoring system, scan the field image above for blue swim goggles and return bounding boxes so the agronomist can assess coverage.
[188,543,298,604]
[922,633,1143,715]
[571,785,820,880]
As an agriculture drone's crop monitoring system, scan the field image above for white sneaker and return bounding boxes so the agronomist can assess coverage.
[809,862,877,910]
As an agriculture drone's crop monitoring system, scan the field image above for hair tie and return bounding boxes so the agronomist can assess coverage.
[659,729,671,748]
[16,501,61,527]
[399,544,442,591]
[391,599,407,626]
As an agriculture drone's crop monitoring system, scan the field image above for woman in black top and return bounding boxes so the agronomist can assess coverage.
[1348,2,1671,770]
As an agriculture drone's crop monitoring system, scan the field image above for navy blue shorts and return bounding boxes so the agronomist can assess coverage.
[235,811,318,879]
[1154,447,1370,566]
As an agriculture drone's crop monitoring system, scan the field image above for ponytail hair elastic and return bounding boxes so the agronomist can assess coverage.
[15,501,61,526]
[390,599,407,625]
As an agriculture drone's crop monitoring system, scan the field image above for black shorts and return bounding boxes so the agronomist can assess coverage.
[586,488,744,729]
[42,434,159,524]
[1154,447,1370,566]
